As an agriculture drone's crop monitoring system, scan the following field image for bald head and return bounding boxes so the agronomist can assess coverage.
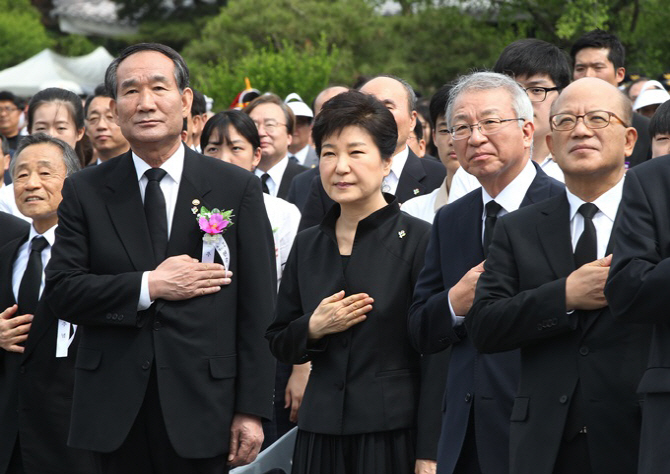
[359,76,417,154]
[314,86,348,117]
[551,77,632,126]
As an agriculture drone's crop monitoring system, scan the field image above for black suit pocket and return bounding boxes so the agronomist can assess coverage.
[74,347,102,371]
[510,397,529,422]
[209,355,237,379]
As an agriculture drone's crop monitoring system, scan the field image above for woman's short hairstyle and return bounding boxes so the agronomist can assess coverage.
[650,100,670,137]
[27,87,85,133]
[311,90,398,161]
[200,110,261,152]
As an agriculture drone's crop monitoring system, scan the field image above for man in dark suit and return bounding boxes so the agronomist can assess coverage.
[467,78,649,474]
[571,29,651,168]
[298,75,445,230]
[605,105,670,474]
[0,134,98,474]
[243,93,306,200]
[408,71,564,474]
[45,43,277,474]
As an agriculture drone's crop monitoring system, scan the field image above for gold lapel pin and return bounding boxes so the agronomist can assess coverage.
[192,199,201,206]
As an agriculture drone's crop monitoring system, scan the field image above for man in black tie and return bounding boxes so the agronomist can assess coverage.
[0,134,98,474]
[244,93,306,200]
[408,71,563,474]
[466,77,650,474]
[45,43,277,474]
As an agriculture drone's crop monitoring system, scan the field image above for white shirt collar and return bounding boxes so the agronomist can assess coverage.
[391,146,409,178]
[566,175,624,223]
[291,145,310,165]
[481,158,537,216]
[132,144,185,185]
[254,155,289,196]
[28,223,56,247]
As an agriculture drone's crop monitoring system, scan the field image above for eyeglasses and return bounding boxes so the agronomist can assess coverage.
[451,118,525,140]
[0,106,19,114]
[86,114,115,125]
[523,86,560,103]
[253,120,287,133]
[550,110,628,131]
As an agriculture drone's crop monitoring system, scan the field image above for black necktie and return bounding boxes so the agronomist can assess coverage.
[288,155,299,164]
[144,168,168,264]
[574,202,599,268]
[261,173,270,194]
[483,200,502,257]
[17,236,48,315]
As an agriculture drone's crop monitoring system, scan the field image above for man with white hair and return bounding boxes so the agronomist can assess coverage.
[408,72,563,474]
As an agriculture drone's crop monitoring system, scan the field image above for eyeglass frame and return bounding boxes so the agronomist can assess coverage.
[522,86,561,103]
[549,110,629,131]
[0,106,19,114]
[450,118,525,140]
[252,119,288,133]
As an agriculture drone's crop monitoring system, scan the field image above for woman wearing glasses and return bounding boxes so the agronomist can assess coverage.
[267,90,432,474]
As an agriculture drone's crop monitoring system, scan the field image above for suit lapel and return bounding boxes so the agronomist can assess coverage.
[520,162,556,207]
[536,195,575,279]
[457,191,485,261]
[396,150,427,203]
[105,152,155,271]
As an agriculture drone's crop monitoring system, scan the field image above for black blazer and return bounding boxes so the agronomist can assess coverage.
[44,147,277,458]
[467,193,649,474]
[408,164,563,474]
[0,211,28,246]
[277,159,307,200]
[286,166,318,212]
[606,154,670,474]
[298,149,445,231]
[267,198,433,437]
[0,232,98,474]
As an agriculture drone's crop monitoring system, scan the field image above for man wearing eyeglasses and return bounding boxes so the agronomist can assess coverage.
[408,71,563,474]
[244,94,306,200]
[0,91,24,153]
[466,77,649,474]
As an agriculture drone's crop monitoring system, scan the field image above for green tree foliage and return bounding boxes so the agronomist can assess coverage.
[0,0,52,69]
[191,36,339,110]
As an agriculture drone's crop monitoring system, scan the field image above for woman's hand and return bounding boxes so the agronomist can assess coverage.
[285,363,311,423]
[308,291,373,341]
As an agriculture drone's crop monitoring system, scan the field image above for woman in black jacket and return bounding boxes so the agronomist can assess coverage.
[266,90,431,474]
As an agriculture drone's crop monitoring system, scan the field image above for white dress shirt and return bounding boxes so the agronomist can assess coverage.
[566,176,624,257]
[382,146,409,196]
[538,154,565,183]
[135,144,185,310]
[449,158,537,326]
[254,156,289,197]
[401,177,449,224]
[446,166,482,204]
[263,194,301,290]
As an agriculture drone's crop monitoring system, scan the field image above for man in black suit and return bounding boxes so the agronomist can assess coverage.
[467,77,649,474]
[571,29,651,168]
[298,75,445,230]
[243,93,306,200]
[605,100,670,474]
[0,134,98,474]
[408,71,564,474]
[45,43,277,474]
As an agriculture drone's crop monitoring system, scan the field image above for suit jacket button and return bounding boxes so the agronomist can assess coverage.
[579,346,589,356]
[106,313,112,320]
[142,361,151,370]
[559,395,568,404]
[153,320,161,330]
[118,314,124,321]
[465,393,472,403]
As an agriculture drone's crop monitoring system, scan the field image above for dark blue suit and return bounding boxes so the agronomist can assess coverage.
[408,163,563,474]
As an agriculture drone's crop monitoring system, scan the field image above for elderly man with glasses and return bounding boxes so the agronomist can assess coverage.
[467,77,650,474]
[408,71,563,474]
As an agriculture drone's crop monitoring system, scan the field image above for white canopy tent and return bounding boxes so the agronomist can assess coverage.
[0,46,114,97]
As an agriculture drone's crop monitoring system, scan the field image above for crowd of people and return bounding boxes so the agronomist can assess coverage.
[2,26,670,474]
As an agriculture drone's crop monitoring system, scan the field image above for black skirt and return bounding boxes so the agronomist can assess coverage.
[291,428,416,474]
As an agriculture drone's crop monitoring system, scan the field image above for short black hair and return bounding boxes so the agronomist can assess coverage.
[191,89,206,117]
[0,91,24,109]
[201,110,261,152]
[84,84,111,117]
[311,90,397,161]
[495,39,571,90]
[571,29,626,70]
[429,84,451,129]
[27,87,85,133]
[413,119,423,140]
[105,43,189,100]
[243,93,295,136]
[650,100,670,137]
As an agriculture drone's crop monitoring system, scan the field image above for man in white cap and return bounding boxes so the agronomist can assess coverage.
[285,93,318,169]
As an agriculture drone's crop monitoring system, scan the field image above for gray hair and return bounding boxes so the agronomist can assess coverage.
[445,71,534,129]
[10,133,81,178]
[364,74,417,112]
[105,43,189,100]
